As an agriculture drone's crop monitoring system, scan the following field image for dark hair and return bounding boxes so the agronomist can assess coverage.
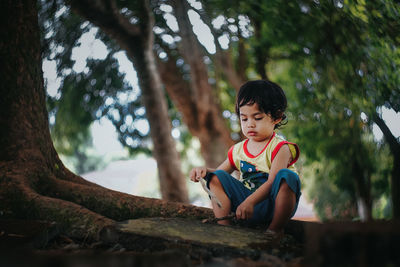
[236,80,288,129]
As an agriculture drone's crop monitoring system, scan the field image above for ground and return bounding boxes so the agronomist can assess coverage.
[1,217,399,266]
[1,217,304,266]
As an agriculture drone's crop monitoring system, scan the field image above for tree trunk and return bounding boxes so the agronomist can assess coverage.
[196,3,246,92]
[373,114,400,219]
[157,54,234,168]
[133,45,189,202]
[213,47,245,92]
[237,36,248,83]
[253,19,269,80]
[67,0,189,202]
[168,0,234,167]
[348,124,373,221]
[352,160,372,221]
[0,0,211,240]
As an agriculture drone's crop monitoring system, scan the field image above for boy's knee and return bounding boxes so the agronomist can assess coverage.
[276,168,292,178]
[208,174,222,188]
[277,169,300,186]
[278,180,295,198]
[279,179,289,189]
[274,169,300,195]
[206,170,228,188]
[213,169,230,177]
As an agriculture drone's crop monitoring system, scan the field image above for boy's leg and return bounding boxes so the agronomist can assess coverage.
[268,180,296,232]
[267,169,301,233]
[206,170,266,226]
[208,174,231,225]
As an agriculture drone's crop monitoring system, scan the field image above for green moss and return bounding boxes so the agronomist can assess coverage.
[117,217,276,255]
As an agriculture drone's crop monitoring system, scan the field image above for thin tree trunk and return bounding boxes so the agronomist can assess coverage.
[347,121,373,221]
[253,19,268,80]
[214,48,245,92]
[237,36,248,83]
[166,0,234,167]
[196,4,246,92]
[133,46,189,202]
[373,113,400,219]
[67,0,188,202]
[352,159,372,221]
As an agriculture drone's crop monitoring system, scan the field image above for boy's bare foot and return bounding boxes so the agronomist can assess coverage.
[201,213,235,224]
[265,229,284,245]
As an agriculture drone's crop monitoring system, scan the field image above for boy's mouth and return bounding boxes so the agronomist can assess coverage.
[247,131,257,136]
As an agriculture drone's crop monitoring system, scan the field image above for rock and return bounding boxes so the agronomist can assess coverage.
[115,217,302,262]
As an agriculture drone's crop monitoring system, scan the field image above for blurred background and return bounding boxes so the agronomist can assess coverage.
[40,0,399,222]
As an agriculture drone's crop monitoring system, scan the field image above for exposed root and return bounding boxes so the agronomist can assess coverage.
[0,159,213,241]
[44,174,213,221]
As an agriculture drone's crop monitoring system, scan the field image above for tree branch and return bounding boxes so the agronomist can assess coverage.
[373,111,400,157]
[195,4,244,91]
[67,0,141,49]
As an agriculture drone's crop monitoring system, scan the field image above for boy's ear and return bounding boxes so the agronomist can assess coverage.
[274,117,282,125]
[273,110,284,124]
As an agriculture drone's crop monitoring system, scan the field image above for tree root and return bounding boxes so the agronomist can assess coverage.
[0,160,213,241]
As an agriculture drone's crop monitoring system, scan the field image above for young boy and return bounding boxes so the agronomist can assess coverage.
[189,80,301,237]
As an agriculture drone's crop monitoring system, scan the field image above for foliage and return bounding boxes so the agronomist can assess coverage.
[202,0,399,219]
[269,0,399,219]
[40,0,399,219]
[40,1,153,170]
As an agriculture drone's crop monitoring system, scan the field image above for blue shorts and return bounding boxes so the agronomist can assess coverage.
[206,169,301,226]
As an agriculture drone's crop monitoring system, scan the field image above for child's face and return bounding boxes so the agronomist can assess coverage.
[239,103,280,142]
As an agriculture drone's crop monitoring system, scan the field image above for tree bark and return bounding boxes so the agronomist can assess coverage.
[67,0,189,202]
[237,36,248,83]
[214,48,245,92]
[196,4,246,92]
[373,113,400,219]
[168,0,234,167]
[0,0,211,240]
[352,158,372,221]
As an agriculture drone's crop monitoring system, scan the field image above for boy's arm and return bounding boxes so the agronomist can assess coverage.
[236,144,292,219]
[204,158,235,174]
[190,158,234,182]
[215,158,235,173]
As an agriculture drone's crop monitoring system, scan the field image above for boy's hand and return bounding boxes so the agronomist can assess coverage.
[189,167,208,182]
[236,199,254,220]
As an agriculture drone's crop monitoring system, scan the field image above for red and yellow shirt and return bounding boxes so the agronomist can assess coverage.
[228,132,299,191]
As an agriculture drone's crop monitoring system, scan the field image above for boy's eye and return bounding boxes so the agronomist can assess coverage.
[255,117,263,121]
[241,118,248,122]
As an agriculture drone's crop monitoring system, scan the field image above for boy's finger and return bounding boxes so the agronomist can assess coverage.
[195,172,202,181]
[190,171,199,182]
[236,210,242,219]
[197,170,204,179]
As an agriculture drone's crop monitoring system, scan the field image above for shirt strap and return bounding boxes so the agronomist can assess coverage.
[271,141,300,166]
[228,145,237,170]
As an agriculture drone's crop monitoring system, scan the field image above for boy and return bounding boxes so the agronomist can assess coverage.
[189,80,301,237]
